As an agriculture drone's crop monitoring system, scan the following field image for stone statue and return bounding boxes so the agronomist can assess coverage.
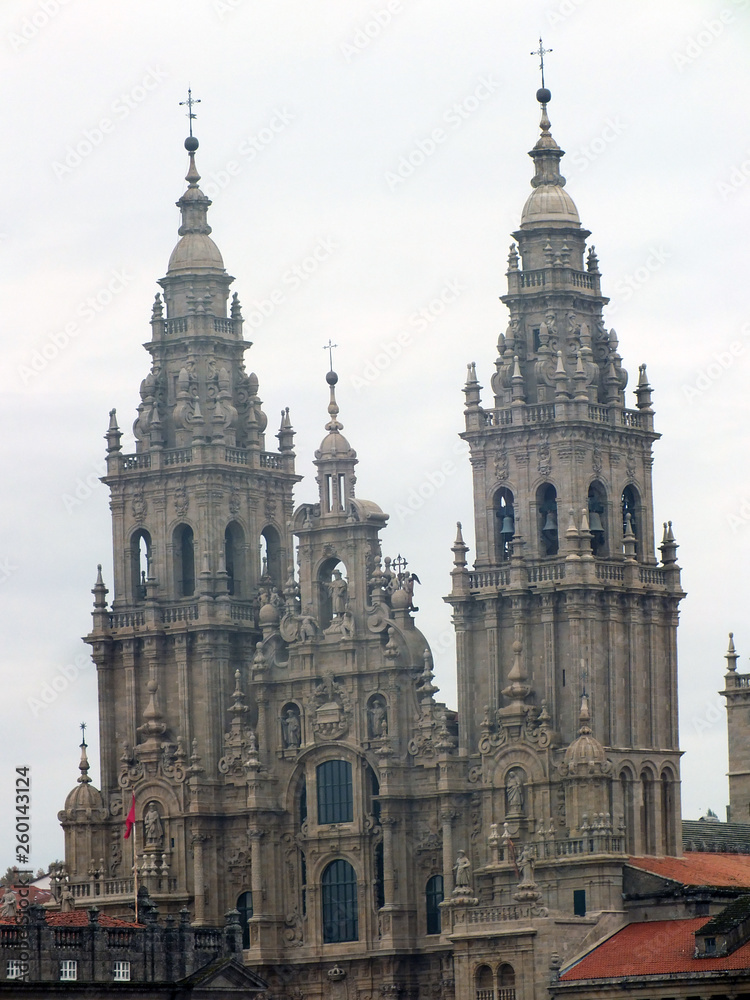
[144,802,164,848]
[505,769,525,814]
[453,850,471,892]
[326,569,348,616]
[518,844,535,885]
[60,885,75,912]
[0,889,17,918]
[368,697,387,738]
[299,612,318,641]
[282,708,301,749]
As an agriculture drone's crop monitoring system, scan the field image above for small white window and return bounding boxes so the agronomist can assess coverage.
[60,960,78,981]
[113,961,131,981]
[7,960,26,980]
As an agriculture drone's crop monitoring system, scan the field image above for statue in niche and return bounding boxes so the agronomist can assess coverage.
[282,708,301,749]
[368,696,388,738]
[144,802,164,849]
[453,850,472,892]
[505,769,525,815]
[326,569,348,616]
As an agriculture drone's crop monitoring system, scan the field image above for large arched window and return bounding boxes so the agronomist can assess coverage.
[130,529,151,602]
[661,769,676,855]
[498,964,516,1000]
[619,768,635,854]
[587,481,608,556]
[537,483,558,556]
[321,859,358,943]
[622,485,640,556]
[236,891,253,949]
[225,522,245,597]
[641,769,655,855]
[316,760,353,825]
[475,964,494,1000]
[425,874,444,935]
[495,487,515,563]
[173,524,195,597]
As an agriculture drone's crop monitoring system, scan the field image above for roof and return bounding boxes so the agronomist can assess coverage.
[0,909,138,928]
[683,818,750,854]
[560,917,750,980]
[628,853,750,889]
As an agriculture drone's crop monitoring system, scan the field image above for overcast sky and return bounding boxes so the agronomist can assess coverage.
[1,0,748,868]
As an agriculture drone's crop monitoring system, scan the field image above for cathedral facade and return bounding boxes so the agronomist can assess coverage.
[57,87,685,999]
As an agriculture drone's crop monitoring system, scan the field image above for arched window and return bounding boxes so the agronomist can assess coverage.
[475,964,494,1000]
[130,529,151,602]
[321,859,358,943]
[498,964,516,1000]
[297,774,307,829]
[224,522,245,597]
[374,841,385,910]
[661,770,676,855]
[495,487,515,562]
[425,874,444,935]
[236,891,253,949]
[316,760,353,824]
[641,769,655,855]
[260,526,281,587]
[620,769,635,854]
[537,483,558,556]
[622,485,640,556]
[173,525,195,597]
[587,481,608,556]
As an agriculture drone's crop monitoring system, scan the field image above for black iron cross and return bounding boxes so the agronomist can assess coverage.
[80,721,87,745]
[531,38,553,89]
[180,88,201,137]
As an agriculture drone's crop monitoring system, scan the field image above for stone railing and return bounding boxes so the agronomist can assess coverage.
[70,875,177,900]
[469,569,511,590]
[122,453,151,471]
[54,928,82,948]
[162,448,193,466]
[161,604,199,624]
[468,903,537,924]
[193,929,223,951]
[595,562,625,583]
[109,611,145,629]
[639,566,666,586]
[260,451,283,469]
[528,560,566,583]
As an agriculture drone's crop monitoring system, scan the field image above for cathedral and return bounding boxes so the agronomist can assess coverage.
[54,82,687,998]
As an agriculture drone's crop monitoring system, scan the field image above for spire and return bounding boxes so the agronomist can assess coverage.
[726,632,739,673]
[77,724,91,785]
[314,367,358,519]
[520,82,581,228]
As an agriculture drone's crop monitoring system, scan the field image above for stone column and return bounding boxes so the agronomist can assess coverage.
[441,809,456,895]
[191,833,208,925]
[382,817,397,906]
[249,830,264,911]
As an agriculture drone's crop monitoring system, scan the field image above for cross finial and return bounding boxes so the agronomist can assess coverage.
[531,37,553,89]
[179,87,201,138]
[323,339,338,372]
[80,721,87,746]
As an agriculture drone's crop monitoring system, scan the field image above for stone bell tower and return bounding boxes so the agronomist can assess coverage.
[447,85,686,857]
[60,130,300,913]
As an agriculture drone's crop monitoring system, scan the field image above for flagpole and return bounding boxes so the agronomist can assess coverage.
[133,799,139,924]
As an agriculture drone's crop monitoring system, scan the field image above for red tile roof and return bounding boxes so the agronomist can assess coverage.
[47,910,137,927]
[628,853,750,888]
[561,917,750,980]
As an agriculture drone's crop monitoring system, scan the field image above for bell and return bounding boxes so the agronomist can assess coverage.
[500,515,515,537]
[542,510,558,533]
[589,510,604,534]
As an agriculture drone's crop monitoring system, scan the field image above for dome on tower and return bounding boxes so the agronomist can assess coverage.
[167,232,225,274]
[61,737,105,820]
[561,695,609,775]
[316,370,357,460]
[520,184,580,227]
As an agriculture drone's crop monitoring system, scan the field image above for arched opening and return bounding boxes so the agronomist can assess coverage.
[622,485,640,556]
[425,874,444,935]
[641,769,655,855]
[587,481,608,556]
[661,769,676,855]
[367,694,388,739]
[173,524,195,597]
[317,557,347,630]
[236,891,253,949]
[297,774,307,829]
[537,483,559,556]
[475,964,494,1000]
[130,529,151,602]
[321,859,358,943]
[374,840,384,909]
[260,525,281,587]
[224,522,245,597]
[494,487,515,563]
[498,964,516,1000]
[281,703,302,750]
[619,769,635,854]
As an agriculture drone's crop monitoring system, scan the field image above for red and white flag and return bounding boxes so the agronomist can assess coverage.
[124,793,136,839]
